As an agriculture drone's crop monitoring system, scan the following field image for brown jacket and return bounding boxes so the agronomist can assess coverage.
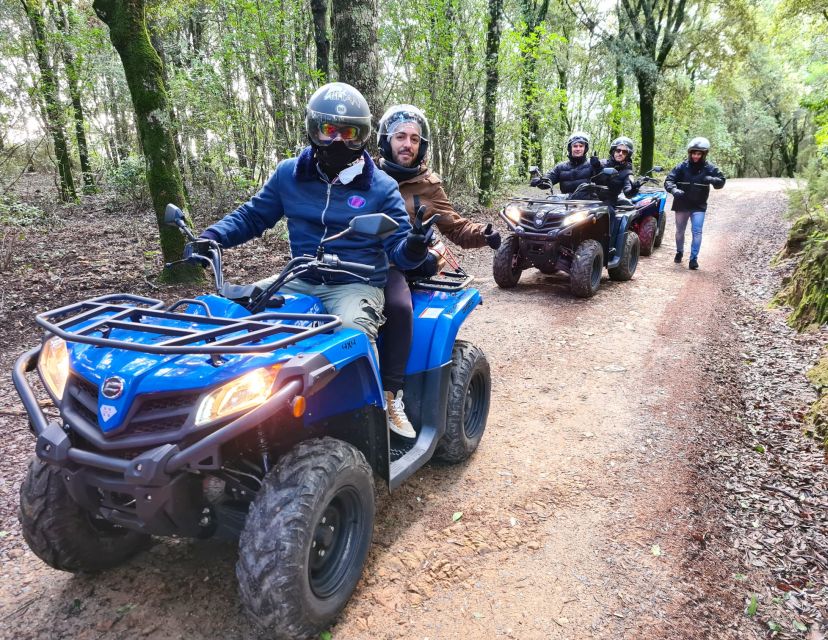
[389,164,489,249]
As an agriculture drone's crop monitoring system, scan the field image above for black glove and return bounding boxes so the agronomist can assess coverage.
[672,188,685,198]
[183,237,218,261]
[706,176,724,188]
[483,223,501,250]
[590,155,603,172]
[529,177,542,187]
[404,205,438,262]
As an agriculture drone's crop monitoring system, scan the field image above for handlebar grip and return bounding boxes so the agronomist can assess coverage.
[337,261,375,275]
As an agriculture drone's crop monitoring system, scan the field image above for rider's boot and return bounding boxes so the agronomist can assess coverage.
[386,390,416,439]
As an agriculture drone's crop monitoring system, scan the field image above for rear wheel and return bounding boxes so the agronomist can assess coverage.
[19,458,151,572]
[654,212,666,248]
[237,438,374,639]
[569,240,603,298]
[434,341,491,464]
[492,234,522,288]
[608,232,640,281]
[638,217,658,256]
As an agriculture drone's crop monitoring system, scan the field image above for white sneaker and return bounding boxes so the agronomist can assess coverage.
[385,390,416,439]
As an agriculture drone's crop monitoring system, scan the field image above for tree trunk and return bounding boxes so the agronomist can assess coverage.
[93,0,198,282]
[311,0,330,80]
[637,75,656,174]
[331,0,381,126]
[610,57,625,141]
[20,0,77,202]
[50,0,95,192]
[517,0,549,176]
[519,50,542,176]
[479,0,503,205]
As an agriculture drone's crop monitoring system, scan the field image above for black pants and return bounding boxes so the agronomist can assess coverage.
[380,268,413,394]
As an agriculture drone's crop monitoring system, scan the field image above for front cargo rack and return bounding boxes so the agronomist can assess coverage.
[36,293,341,355]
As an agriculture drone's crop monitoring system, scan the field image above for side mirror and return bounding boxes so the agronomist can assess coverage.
[164,203,185,226]
[349,213,399,239]
[602,167,618,176]
[528,165,540,176]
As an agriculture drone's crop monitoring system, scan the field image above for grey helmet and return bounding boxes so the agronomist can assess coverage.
[377,104,431,165]
[610,136,634,159]
[687,137,711,155]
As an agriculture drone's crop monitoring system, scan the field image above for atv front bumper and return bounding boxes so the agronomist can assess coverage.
[13,347,327,536]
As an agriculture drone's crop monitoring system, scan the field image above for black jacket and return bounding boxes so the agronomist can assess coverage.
[664,159,726,212]
[592,157,634,201]
[544,156,594,194]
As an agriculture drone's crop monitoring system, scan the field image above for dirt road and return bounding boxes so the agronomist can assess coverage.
[1,178,824,639]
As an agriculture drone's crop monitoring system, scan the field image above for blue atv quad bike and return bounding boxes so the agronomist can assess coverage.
[13,205,491,640]
[628,166,667,256]
[493,167,640,298]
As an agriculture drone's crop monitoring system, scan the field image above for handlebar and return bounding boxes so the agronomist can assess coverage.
[335,259,375,275]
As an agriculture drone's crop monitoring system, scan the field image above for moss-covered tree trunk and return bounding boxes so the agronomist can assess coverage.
[21,0,77,202]
[331,0,380,127]
[93,0,198,282]
[637,76,656,174]
[49,0,95,193]
[479,0,503,204]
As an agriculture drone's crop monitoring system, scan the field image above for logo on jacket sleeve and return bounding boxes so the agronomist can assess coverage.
[347,195,366,209]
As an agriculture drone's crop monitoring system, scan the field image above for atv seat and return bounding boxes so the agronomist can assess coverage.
[220,283,285,308]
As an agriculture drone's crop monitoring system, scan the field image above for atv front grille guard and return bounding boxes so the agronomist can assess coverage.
[35,293,341,355]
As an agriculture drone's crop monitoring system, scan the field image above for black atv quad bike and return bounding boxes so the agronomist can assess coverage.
[493,168,640,298]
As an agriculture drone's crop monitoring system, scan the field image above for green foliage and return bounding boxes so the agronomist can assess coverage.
[104,155,151,211]
[773,157,828,329]
[0,194,51,226]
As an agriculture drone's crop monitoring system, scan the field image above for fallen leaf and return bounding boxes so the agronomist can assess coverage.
[452,512,463,522]
[651,544,662,557]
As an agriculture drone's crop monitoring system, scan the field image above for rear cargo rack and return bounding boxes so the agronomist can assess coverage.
[36,293,341,355]
[409,270,473,292]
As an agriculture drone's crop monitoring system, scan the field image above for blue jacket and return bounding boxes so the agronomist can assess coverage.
[203,147,422,287]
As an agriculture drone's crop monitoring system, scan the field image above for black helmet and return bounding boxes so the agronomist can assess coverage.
[610,136,634,159]
[687,137,710,162]
[305,82,372,151]
[566,131,590,157]
[377,104,431,166]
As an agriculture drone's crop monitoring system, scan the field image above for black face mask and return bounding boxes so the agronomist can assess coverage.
[316,142,363,179]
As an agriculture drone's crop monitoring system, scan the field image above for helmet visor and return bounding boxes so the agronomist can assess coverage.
[380,106,431,142]
[308,110,371,150]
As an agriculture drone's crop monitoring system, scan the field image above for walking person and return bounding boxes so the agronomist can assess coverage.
[664,137,726,270]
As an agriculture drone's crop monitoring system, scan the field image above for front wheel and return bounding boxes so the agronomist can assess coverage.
[569,239,603,298]
[654,212,666,248]
[434,341,491,464]
[608,232,640,281]
[237,438,374,639]
[638,217,658,256]
[19,458,151,572]
[492,234,522,288]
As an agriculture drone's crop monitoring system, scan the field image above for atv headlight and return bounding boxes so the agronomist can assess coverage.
[195,365,282,426]
[562,210,588,226]
[39,336,70,400]
[504,204,525,224]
